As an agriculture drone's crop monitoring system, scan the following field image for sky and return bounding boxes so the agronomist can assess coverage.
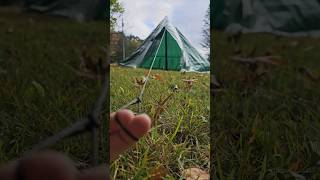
[116,0,210,57]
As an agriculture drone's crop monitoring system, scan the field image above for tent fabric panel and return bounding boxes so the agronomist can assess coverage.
[213,0,320,37]
[175,28,210,72]
[119,25,166,68]
[165,30,182,70]
[24,0,105,21]
[140,30,182,71]
[140,31,165,69]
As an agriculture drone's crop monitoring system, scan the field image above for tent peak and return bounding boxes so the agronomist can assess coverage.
[160,16,170,24]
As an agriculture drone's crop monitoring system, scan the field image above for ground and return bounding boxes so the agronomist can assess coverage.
[0,8,107,168]
[110,66,210,179]
[212,31,320,179]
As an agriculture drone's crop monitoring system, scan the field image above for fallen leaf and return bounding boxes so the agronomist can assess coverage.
[133,76,147,86]
[248,127,257,145]
[182,79,198,83]
[289,159,303,172]
[182,168,209,180]
[79,46,106,76]
[182,78,198,90]
[297,67,319,82]
[150,165,168,180]
[154,73,163,81]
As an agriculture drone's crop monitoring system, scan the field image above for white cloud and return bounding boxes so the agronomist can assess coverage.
[118,0,209,56]
[118,0,179,38]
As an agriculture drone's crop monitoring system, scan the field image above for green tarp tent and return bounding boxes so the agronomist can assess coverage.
[213,0,320,37]
[26,0,106,21]
[120,17,210,72]
[0,0,106,21]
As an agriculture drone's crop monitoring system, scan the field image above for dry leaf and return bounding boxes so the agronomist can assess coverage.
[289,159,303,172]
[182,79,198,83]
[150,73,163,81]
[150,166,168,180]
[154,74,163,81]
[133,76,147,86]
[182,78,198,90]
[78,45,108,76]
[182,168,209,180]
[298,67,319,82]
[248,127,257,145]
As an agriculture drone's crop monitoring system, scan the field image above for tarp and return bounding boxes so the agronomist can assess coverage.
[120,17,210,72]
[0,0,106,21]
[213,0,320,37]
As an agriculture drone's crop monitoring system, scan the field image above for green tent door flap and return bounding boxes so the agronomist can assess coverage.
[141,30,182,71]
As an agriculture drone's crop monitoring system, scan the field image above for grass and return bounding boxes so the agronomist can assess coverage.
[212,31,320,179]
[3,6,319,180]
[110,66,210,179]
[0,8,107,168]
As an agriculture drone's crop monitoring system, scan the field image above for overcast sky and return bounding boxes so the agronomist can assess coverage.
[116,0,210,57]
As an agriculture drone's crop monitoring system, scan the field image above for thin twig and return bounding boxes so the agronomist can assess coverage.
[27,69,108,166]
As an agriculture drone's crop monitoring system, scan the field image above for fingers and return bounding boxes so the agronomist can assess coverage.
[109,110,135,133]
[77,166,109,180]
[109,109,151,161]
[127,113,152,139]
[0,110,151,179]
[18,151,78,180]
[0,161,17,180]
[0,151,78,180]
[0,151,109,180]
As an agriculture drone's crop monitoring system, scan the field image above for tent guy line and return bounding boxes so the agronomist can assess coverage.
[24,69,109,166]
[116,17,210,114]
[118,29,166,113]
